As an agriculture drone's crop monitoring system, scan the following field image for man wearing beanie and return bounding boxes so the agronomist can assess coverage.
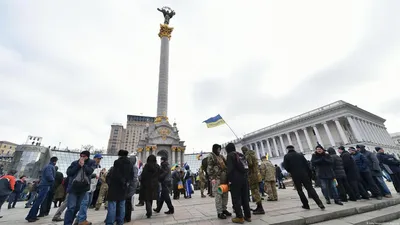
[64,151,95,225]
[283,145,325,210]
[207,144,231,219]
[376,147,400,193]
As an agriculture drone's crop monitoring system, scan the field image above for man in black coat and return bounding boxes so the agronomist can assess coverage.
[376,147,400,193]
[154,156,174,214]
[105,150,133,225]
[226,143,251,223]
[283,145,324,210]
[338,146,369,200]
[327,147,356,202]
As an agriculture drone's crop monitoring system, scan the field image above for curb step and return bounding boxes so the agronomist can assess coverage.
[260,197,400,225]
[313,204,400,225]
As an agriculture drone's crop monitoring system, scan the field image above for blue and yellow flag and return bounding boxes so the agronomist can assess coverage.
[203,114,226,128]
[196,151,203,160]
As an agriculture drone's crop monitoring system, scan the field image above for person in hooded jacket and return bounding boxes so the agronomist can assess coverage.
[105,150,133,225]
[311,146,343,205]
[337,146,369,200]
[226,143,251,224]
[376,147,400,193]
[348,147,382,200]
[356,145,391,198]
[327,147,356,202]
[283,145,324,210]
[139,155,160,218]
[153,156,174,215]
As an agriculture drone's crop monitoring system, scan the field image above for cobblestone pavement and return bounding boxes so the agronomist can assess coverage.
[1,184,399,225]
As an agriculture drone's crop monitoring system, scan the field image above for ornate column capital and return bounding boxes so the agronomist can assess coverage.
[158,24,174,39]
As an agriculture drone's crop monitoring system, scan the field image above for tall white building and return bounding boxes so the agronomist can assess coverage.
[222,100,400,166]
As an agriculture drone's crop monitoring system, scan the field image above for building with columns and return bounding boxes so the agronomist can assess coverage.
[221,100,400,166]
[391,132,400,146]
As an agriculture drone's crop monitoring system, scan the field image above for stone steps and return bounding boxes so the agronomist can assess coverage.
[259,197,400,225]
[313,204,400,225]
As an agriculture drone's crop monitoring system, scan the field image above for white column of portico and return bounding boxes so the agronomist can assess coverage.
[368,122,379,144]
[372,123,383,145]
[254,142,261,160]
[354,118,367,142]
[279,135,286,154]
[177,150,181,165]
[365,121,378,143]
[313,125,323,146]
[286,133,293,145]
[145,149,150,160]
[303,128,313,152]
[334,119,349,144]
[361,119,374,143]
[323,122,336,147]
[294,130,304,152]
[375,125,386,145]
[346,116,363,142]
[260,141,266,157]
[382,127,392,145]
[272,137,280,157]
[171,149,176,164]
[378,126,388,145]
[266,139,273,157]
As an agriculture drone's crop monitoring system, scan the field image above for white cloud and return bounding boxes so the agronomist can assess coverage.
[0,0,399,153]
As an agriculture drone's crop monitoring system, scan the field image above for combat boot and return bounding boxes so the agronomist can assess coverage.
[252,202,265,215]
[231,217,245,224]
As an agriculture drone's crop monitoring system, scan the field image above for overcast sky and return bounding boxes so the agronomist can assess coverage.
[1,0,399,153]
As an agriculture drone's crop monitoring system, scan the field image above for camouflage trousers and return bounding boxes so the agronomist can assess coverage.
[250,182,261,203]
[212,179,228,214]
[264,181,278,200]
[199,180,205,195]
[95,183,108,209]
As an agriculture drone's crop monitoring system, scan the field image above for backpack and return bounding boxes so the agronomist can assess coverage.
[201,157,208,172]
[236,152,248,170]
[71,167,90,193]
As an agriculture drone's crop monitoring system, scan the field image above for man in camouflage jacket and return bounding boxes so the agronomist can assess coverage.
[260,156,278,201]
[207,144,231,219]
[95,168,108,210]
[241,147,265,215]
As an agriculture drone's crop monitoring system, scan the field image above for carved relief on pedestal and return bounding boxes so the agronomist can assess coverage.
[157,127,171,140]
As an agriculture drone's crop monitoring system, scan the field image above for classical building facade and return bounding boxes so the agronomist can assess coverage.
[221,100,400,166]
[391,132,400,146]
[0,141,17,156]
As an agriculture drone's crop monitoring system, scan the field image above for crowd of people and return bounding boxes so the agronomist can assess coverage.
[0,143,399,224]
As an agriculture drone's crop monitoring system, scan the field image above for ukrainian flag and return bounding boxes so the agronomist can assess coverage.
[196,151,203,160]
[203,114,226,128]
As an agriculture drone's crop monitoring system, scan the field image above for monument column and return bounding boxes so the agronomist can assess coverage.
[260,141,266,157]
[176,149,181,166]
[254,142,261,160]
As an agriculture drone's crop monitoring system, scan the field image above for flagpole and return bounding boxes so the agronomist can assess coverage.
[223,120,239,139]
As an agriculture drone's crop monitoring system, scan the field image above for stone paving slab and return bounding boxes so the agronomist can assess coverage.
[1,184,400,225]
